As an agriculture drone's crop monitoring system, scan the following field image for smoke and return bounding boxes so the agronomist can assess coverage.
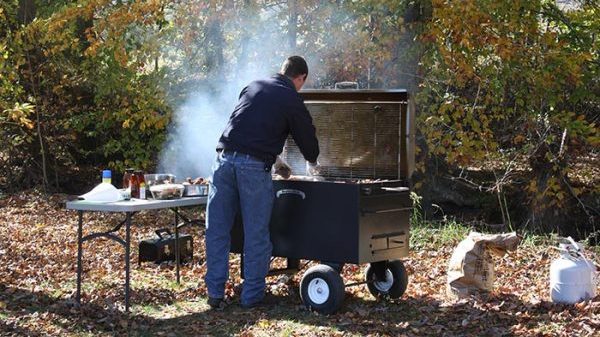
[156,5,285,180]
[156,2,416,180]
[156,64,278,179]
[157,92,227,180]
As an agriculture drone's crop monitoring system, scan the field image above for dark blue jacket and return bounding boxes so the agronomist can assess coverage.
[217,74,319,165]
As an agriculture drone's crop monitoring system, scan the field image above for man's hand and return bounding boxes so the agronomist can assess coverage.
[306,160,321,176]
[274,156,292,179]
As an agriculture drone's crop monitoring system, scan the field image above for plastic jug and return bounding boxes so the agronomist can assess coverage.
[550,237,597,304]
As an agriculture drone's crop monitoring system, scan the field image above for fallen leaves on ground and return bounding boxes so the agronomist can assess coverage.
[0,190,598,336]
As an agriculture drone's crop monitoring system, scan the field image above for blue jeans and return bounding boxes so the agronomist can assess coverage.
[205,151,274,305]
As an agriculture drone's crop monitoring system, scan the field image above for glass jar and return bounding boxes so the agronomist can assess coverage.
[130,172,140,199]
[122,168,134,189]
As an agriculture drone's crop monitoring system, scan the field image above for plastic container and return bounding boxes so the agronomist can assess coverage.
[102,170,112,184]
[182,183,209,197]
[550,238,597,304]
[136,171,146,200]
[144,174,176,187]
[130,172,139,199]
[139,182,147,200]
[149,183,184,199]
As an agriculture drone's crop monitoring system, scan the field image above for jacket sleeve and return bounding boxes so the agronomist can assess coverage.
[288,97,319,163]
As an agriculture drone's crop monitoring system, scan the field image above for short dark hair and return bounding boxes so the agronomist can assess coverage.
[280,56,308,78]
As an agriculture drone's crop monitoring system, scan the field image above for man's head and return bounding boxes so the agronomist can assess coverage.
[280,56,308,91]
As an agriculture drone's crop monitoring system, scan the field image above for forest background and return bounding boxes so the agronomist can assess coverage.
[1,0,598,237]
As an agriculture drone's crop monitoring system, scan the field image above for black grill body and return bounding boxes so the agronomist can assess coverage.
[230,90,412,264]
[228,89,414,314]
[231,179,410,263]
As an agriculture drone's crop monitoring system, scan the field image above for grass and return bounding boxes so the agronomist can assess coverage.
[408,192,600,254]
[519,233,559,247]
[410,216,600,256]
[410,219,472,251]
[409,192,473,250]
[138,304,162,316]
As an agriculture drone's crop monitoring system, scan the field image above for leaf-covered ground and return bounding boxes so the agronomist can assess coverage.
[0,191,598,336]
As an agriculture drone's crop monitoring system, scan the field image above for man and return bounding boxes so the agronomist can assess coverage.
[205,56,320,309]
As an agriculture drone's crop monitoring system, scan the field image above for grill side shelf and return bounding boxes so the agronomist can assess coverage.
[361,207,413,215]
[360,183,409,196]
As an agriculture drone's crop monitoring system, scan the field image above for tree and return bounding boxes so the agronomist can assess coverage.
[416,0,599,232]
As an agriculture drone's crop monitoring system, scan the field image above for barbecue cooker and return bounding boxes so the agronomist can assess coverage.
[231,88,415,314]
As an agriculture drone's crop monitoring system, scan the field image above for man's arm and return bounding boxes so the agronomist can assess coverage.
[288,99,319,163]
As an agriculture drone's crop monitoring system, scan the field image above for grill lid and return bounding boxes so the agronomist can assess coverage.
[282,90,414,181]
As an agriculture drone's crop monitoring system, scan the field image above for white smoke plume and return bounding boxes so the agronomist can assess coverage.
[156,66,276,180]
[157,6,286,180]
[156,2,415,180]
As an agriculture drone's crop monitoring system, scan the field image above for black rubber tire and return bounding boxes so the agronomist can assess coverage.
[300,264,345,314]
[365,260,408,299]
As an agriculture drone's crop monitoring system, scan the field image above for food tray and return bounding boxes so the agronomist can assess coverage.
[144,174,176,187]
[149,183,184,199]
[183,184,209,197]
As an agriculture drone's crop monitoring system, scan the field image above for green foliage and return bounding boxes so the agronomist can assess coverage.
[409,191,424,225]
[416,0,599,224]
[0,0,422,191]
[0,1,35,188]
[0,0,172,190]
[0,0,597,235]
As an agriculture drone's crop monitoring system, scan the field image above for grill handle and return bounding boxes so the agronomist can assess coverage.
[155,228,172,239]
[334,81,359,89]
[381,187,409,192]
[276,189,306,199]
[361,207,413,214]
[372,231,405,239]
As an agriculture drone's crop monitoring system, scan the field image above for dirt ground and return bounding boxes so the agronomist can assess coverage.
[0,191,599,336]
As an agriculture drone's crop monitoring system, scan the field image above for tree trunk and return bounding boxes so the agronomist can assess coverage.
[206,3,225,83]
[17,0,36,24]
[237,0,253,78]
[155,5,165,73]
[19,0,49,192]
[288,0,298,54]
[367,14,376,88]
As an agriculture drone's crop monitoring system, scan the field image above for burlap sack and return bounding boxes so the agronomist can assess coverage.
[446,232,521,299]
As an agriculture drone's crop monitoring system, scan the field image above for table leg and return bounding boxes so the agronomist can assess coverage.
[76,211,83,305]
[175,209,180,283]
[125,212,131,312]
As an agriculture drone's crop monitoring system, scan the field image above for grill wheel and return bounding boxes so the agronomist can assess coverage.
[365,259,408,299]
[300,264,345,315]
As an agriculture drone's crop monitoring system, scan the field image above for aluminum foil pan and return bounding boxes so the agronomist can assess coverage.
[183,184,209,197]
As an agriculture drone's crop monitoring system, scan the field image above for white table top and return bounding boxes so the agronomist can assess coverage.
[66,196,207,212]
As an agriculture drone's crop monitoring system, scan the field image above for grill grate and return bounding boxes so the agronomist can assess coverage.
[283,102,400,179]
